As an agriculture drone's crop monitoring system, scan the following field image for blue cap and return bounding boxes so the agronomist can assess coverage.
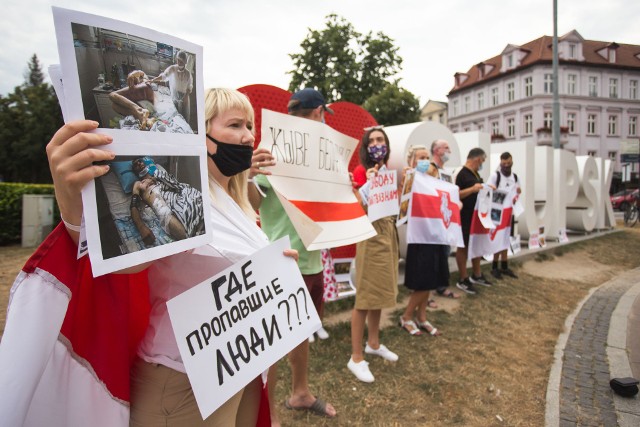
[288,88,334,114]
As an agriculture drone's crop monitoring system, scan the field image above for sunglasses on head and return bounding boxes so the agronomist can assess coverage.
[364,125,384,131]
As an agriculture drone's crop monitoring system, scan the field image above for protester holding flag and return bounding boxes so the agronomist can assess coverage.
[250,88,337,421]
[12,88,298,426]
[455,148,494,295]
[488,152,521,279]
[429,139,460,300]
[347,127,399,383]
[399,145,443,336]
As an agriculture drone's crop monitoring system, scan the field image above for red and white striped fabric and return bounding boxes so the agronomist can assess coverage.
[0,224,150,427]
[268,175,376,250]
[407,172,463,247]
[468,204,513,260]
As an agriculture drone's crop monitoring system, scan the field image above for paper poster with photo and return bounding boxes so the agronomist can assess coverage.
[259,109,376,250]
[476,187,495,229]
[52,7,204,145]
[359,166,399,222]
[509,235,521,255]
[538,226,547,248]
[167,237,321,419]
[83,144,212,276]
[52,8,211,275]
[528,231,540,249]
[396,169,414,226]
[558,227,569,243]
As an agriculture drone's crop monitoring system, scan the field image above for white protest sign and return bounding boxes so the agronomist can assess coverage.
[167,237,320,419]
[528,231,540,249]
[362,167,399,222]
[259,109,376,250]
[558,228,569,243]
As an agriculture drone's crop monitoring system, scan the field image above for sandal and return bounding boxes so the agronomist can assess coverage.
[284,397,335,418]
[416,320,441,336]
[399,317,422,336]
[427,299,438,309]
[437,289,460,299]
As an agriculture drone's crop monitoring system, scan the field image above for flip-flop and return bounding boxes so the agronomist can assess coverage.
[438,289,460,299]
[284,397,335,418]
[427,299,438,309]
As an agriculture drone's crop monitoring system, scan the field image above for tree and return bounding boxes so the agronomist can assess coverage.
[24,54,45,87]
[288,15,403,105]
[362,83,421,126]
[0,54,63,183]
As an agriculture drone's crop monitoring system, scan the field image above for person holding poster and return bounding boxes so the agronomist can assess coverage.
[399,145,443,336]
[347,127,399,383]
[44,88,297,426]
[430,139,460,300]
[487,152,521,279]
[455,148,494,295]
[250,88,337,420]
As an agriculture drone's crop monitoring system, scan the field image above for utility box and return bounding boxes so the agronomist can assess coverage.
[22,195,55,247]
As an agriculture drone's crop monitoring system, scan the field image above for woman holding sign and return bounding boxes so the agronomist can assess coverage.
[44,88,296,426]
[398,145,443,337]
[347,126,399,383]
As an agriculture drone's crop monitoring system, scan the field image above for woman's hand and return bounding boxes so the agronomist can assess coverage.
[283,249,299,263]
[46,120,114,235]
[366,164,380,180]
[249,148,276,179]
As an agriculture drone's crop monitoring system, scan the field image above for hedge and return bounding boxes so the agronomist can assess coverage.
[0,183,60,245]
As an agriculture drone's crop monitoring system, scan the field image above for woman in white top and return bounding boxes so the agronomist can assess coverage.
[46,88,296,426]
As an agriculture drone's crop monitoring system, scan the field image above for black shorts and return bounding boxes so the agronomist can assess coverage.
[404,244,450,291]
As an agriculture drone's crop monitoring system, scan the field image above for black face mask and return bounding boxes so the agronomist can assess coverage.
[500,166,512,176]
[206,134,253,177]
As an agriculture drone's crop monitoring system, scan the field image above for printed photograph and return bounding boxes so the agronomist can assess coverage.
[492,190,507,205]
[95,155,205,259]
[71,23,198,133]
[491,208,502,223]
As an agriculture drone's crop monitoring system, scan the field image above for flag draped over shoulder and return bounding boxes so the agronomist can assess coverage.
[468,189,514,260]
[407,172,463,247]
[0,224,150,427]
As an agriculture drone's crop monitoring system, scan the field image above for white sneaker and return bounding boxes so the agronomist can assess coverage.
[364,343,399,362]
[308,333,315,343]
[316,327,329,340]
[347,357,375,383]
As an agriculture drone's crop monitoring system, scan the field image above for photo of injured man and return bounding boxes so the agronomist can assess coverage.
[71,23,198,133]
[96,155,205,260]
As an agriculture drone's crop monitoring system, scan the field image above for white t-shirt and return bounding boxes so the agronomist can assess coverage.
[160,64,193,101]
[488,170,520,193]
[137,181,268,373]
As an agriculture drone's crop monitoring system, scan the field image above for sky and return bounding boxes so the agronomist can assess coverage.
[1,0,638,105]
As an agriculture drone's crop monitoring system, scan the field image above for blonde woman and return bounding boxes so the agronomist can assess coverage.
[45,88,297,426]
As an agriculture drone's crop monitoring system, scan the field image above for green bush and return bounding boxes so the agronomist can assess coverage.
[0,183,60,245]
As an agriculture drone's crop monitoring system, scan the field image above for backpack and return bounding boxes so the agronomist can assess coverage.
[495,170,518,188]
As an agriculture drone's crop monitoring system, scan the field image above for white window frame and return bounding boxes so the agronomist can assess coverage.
[524,114,533,135]
[524,77,533,97]
[587,114,597,135]
[567,113,576,134]
[630,80,638,100]
[477,92,484,110]
[589,76,598,97]
[608,115,618,135]
[491,121,500,135]
[507,118,515,137]
[629,116,638,136]
[609,78,618,98]
[491,87,499,106]
[507,82,515,102]
[544,74,554,94]
[464,96,471,113]
[544,112,553,129]
[567,74,577,95]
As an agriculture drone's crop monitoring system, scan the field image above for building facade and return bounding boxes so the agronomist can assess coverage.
[420,99,448,126]
[447,30,640,171]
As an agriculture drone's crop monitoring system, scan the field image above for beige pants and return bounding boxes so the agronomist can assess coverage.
[129,358,261,427]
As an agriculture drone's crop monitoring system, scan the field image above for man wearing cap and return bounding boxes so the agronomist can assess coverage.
[249,88,337,421]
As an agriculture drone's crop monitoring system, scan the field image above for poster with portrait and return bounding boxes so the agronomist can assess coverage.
[52,8,211,275]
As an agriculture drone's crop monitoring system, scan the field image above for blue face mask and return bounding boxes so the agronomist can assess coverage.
[416,159,430,173]
[478,162,484,172]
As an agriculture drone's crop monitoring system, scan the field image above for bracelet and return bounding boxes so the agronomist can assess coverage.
[61,217,82,232]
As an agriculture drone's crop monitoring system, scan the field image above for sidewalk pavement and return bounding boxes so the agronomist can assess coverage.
[447,227,640,426]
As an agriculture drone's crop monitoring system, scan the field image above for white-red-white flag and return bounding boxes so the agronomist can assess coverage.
[0,224,150,427]
[468,188,515,259]
[406,172,463,247]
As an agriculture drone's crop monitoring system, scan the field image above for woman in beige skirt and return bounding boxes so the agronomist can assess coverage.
[347,126,399,383]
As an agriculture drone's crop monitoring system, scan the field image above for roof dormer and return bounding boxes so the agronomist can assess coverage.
[559,30,585,61]
[597,42,619,63]
[454,72,469,88]
[476,62,495,79]
[500,44,529,72]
